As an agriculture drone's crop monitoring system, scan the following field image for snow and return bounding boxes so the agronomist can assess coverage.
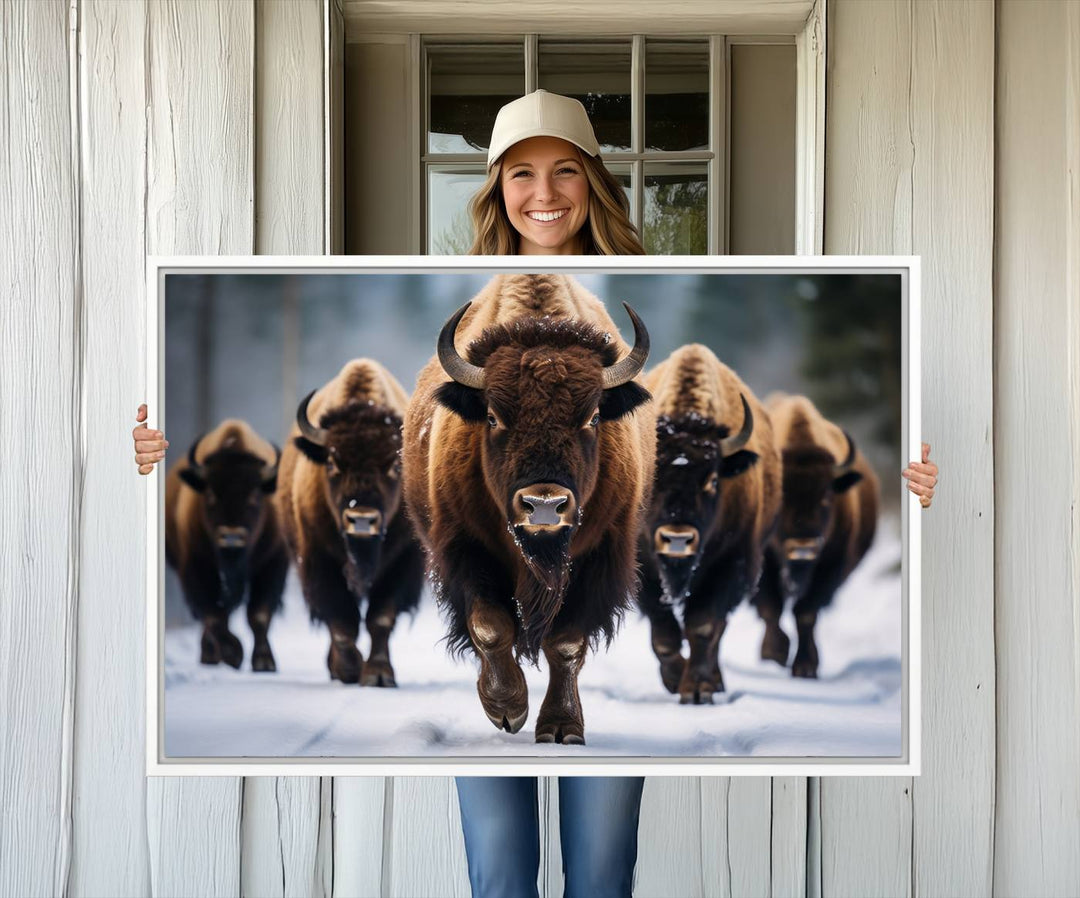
[164,520,903,760]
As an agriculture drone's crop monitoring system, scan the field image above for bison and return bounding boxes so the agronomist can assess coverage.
[165,419,286,671]
[752,393,880,678]
[276,359,424,686]
[402,274,655,744]
[638,344,782,703]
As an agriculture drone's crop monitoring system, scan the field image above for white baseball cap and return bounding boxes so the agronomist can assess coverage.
[486,90,601,169]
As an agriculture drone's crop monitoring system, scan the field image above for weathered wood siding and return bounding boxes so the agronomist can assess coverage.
[2,2,1078,897]
[994,1,1080,893]
[824,2,996,896]
[0,2,79,896]
[71,1,151,895]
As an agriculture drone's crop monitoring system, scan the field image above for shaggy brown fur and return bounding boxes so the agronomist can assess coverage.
[164,418,287,671]
[403,274,655,743]
[639,344,782,702]
[754,393,880,678]
[276,359,424,686]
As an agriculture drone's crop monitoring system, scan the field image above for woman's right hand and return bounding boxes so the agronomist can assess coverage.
[134,403,169,475]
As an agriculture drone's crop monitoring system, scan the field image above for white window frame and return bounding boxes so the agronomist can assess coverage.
[391,0,826,256]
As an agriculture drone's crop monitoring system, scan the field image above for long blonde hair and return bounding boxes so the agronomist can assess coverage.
[467,151,645,256]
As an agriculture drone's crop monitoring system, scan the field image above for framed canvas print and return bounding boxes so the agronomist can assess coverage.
[146,255,920,776]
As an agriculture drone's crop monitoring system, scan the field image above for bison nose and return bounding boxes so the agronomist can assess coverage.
[512,484,577,529]
[783,537,823,562]
[343,506,382,537]
[214,527,248,549]
[655,525,699,557]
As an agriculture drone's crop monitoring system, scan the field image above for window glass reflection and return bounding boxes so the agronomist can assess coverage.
[538,40,632,153]
[428,44,524,154]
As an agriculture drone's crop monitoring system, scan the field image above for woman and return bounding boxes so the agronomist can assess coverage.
[452,90,649,898]
[131,90,938,898]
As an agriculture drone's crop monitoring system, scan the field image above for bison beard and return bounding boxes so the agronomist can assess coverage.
[341,535,383,599]
[511,526,573,659]
[657,555,699,605]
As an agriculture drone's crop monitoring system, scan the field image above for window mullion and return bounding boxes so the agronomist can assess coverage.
[708,35,726,256]
[525,34,537,93]
[631,34,645,234]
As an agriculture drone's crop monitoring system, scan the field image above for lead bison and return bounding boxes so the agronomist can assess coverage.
[638,344,781,703]
[403,274,655,744]
[276,359,425,686]
[752,393,880,678]
[165,419,287,671]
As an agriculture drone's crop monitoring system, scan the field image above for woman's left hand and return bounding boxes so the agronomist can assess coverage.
[902,442,938,508]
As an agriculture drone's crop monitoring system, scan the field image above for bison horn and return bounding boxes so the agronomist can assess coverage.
[438,301,486,390]
[601,303,650,388]
[263,443,281,485]
[720,394,754,456]
[297,390,329,446]
[186,432,208,480]
[834,430,857,476]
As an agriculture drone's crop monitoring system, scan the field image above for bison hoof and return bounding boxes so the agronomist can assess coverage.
[484,705,529,735]
[535,722,585,745]
[679,687,715,705]
[251,648,277,672]
[791,660,818,679]
[477,660,529,734]
[218,633,243,670]
[760,631,791,666]
[199,636,221,666]
[328,644,363,684]
[658,654,686,694]
[361,660,397,688]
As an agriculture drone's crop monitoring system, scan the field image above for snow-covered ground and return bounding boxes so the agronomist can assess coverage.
[164,520,904,760]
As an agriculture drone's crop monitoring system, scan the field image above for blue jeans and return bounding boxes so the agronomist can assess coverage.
[454,776,645,898]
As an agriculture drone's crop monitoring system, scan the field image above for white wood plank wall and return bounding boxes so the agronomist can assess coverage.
[0,2,79,897]
[71,0,151,894]
[825,2,996,896]
[1,1,1078,897]
[994,1,1080,893]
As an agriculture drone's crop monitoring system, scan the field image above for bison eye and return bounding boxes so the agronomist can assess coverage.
[487,413,498,429]
[703,473,719,496]
[588,412,600,428]
[387,461,401,481]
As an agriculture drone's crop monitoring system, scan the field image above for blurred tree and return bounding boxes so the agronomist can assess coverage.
[643,177,707,254]
[795,274,902,468]
[433,211,473,255]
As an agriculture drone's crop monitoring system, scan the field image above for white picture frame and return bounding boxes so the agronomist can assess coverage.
[146,254,920,777]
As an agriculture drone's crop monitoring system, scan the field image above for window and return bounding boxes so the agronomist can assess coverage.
[423,36,733,255]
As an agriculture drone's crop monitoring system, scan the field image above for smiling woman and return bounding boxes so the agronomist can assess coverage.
[500,137,591,254]
[466,89,646,256]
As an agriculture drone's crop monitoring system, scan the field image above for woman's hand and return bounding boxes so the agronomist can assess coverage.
[902,442,937,508]
[134,403,169,475]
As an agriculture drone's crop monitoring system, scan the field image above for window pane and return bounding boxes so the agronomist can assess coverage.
[428,44,524,154]
[428,167,487,254]
[538,40,631,153]
[643,163,708,254]
[645,40,709,152]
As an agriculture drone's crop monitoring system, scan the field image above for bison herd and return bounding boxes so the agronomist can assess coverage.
[165,274,883,745]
